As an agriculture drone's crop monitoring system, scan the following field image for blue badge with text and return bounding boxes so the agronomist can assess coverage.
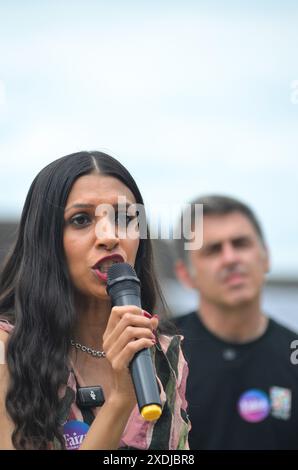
[237,389,270,423]
[63,420,89,450]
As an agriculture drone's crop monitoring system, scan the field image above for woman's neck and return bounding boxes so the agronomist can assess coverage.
[73,294,111,350]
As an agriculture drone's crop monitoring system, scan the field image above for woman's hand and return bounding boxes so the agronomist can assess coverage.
[79,308,159,450]
[102,306,159,407]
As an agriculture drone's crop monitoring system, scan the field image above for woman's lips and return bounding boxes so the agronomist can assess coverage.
[91,254,124,283]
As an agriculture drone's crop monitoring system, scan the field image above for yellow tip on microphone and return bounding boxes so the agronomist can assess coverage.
[141,404,162,421]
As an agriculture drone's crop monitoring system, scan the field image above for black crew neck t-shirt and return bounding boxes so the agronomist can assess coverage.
[174,312,298,450]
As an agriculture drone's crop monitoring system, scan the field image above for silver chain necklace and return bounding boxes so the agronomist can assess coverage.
[70,339,106,358]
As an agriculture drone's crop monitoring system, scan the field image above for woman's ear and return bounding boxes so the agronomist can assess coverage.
[175,259,196,289]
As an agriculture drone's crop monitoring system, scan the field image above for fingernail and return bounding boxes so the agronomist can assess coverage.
[142,310,152,319]
[153,314,159,319]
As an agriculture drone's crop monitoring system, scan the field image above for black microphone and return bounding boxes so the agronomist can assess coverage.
[107,262,162,421]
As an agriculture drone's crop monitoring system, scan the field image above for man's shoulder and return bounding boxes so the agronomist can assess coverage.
[172,312,200,333]
[264,317,298,363]
[269,317,298,341]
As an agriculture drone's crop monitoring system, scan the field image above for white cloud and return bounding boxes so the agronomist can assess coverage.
[0,80,6,106]
[1,12,297,100]
[0,3,297,275]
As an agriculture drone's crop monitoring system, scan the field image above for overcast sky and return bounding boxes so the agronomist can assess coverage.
[0,0,297,277]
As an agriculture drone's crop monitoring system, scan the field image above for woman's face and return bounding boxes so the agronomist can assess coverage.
[63,173,140,300]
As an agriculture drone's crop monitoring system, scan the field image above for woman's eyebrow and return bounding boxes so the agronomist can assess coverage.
[64,203,95,213]
[65,201,136,213]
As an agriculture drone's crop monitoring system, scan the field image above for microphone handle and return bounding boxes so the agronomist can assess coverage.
[113,290,162,420]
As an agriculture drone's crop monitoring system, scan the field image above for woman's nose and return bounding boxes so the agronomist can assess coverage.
[94,217,120,250]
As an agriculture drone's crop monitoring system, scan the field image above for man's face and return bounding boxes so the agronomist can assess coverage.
[187,212,269,308]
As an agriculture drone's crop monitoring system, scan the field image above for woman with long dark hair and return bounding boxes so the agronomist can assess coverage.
[0,151,190,450]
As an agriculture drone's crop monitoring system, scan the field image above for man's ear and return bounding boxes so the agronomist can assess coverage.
[175,259,196,289]
[262,245,270,274]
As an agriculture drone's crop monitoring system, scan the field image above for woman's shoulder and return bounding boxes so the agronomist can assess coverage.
[157,333,184,355]
[0,320,15,450]
[0,318,14,335]
[0,320,13,362]
[0,319,14,355]
[156,333,187,381]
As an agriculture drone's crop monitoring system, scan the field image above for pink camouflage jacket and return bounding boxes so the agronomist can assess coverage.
[0,319,190,450]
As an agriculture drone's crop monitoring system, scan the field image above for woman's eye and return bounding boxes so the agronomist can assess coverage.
[69,214,91,227]
[115,212,134,226]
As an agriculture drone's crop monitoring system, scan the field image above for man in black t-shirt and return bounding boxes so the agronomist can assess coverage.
[174,195,298,449]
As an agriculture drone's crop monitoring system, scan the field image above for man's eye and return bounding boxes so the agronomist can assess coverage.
[233,238,251,249]
[70,214,91,227]
[205,245,221,256]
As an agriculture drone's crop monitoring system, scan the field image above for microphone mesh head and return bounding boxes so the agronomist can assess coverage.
[107,262,137,283]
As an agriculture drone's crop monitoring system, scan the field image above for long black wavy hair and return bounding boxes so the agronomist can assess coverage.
[0,151,163,449]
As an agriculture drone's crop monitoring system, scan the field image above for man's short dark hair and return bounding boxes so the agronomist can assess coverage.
[175,194,266,263]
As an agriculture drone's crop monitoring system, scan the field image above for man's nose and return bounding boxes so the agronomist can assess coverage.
[221,242,239,264]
